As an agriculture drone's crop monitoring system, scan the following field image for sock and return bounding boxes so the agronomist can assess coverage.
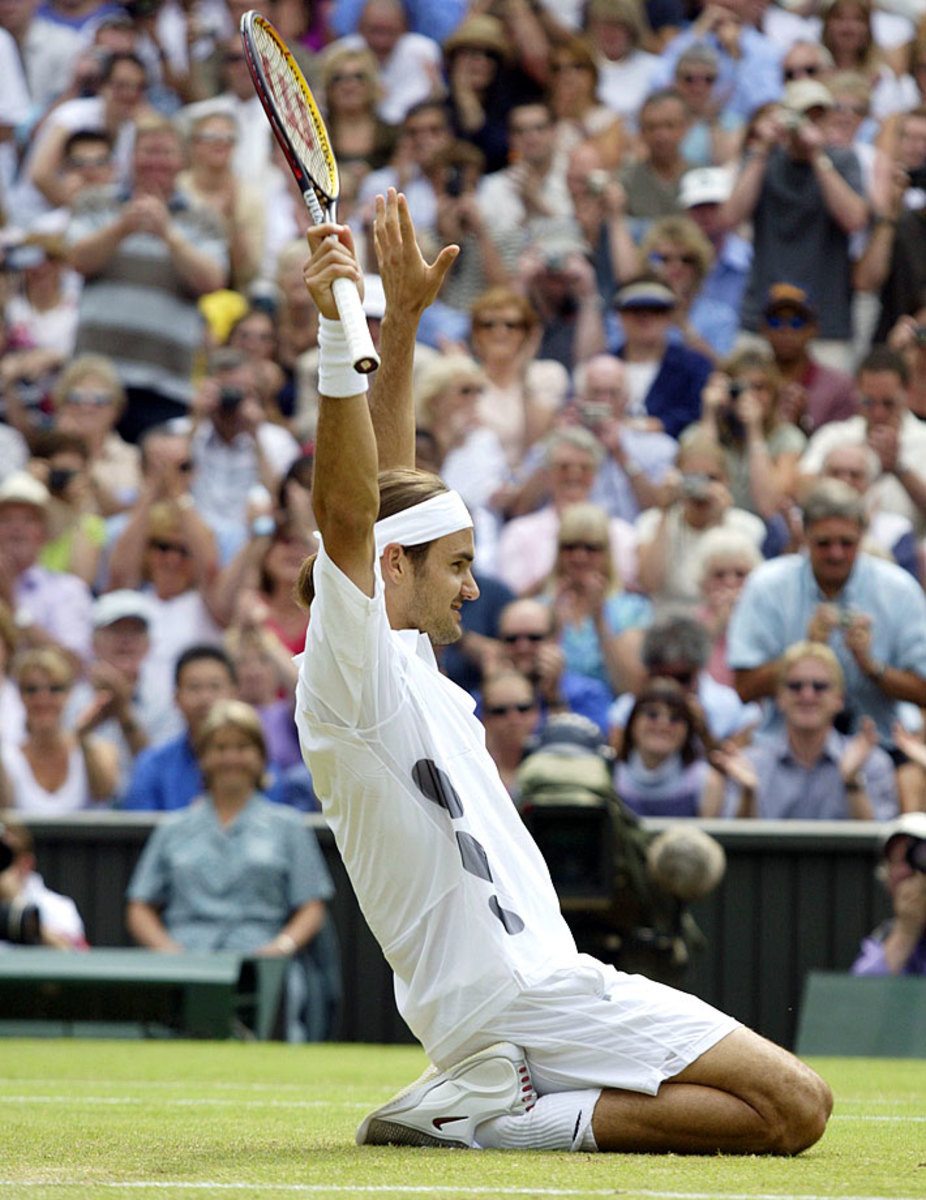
[475,1089,601,1151]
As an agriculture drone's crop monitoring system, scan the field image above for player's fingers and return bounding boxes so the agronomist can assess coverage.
[430,243,460,285]
[396,191,415,242]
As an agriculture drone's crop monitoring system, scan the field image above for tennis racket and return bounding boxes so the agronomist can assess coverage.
[240,10,379,374]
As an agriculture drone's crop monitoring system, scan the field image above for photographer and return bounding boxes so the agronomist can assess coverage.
[0,820,87,949]
[852,813,926,976]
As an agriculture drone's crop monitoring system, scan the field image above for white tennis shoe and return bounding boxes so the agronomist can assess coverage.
[355,1042,535,1148]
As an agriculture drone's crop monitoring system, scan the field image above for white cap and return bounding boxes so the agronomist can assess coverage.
[679,166,733,209]
[784,79,833,114]
[92,590,154,629]
[881,811,926,852]
[0,471,50,510]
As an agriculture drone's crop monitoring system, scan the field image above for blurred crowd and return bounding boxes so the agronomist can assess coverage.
[0,0,926,835]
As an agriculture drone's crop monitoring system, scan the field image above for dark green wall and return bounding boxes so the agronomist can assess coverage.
[20,815,890,1049]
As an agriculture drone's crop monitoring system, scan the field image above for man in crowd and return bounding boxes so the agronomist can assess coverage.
[477,102,572,241]
[618,90,688,228]
[294,189,831,1156]
[852,813,926,976]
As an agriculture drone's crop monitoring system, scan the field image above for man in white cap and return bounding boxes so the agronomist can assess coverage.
[295,191,832,1156]
[852,812,926,976]
[0,470,92,665]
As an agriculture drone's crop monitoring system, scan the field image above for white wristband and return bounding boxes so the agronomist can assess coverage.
[318,315,369,398]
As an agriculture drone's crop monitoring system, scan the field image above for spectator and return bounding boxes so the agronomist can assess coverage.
[122,643,236,811]
[723,81,868,372]
[0,470,93,666]
[1,645,119,813]
[126,697,338,1040]
[688,350,806,520]
[780,40,835,91]
[609,277,712,438]
[469,285,569,474]
[29,429,105,586]
[518,231,605,373]
[176,108,265,292]
[477,101,572,240]
[0,601,24,745]
[541,502,651,699]
[608,612,761,753]
[65,589,155,794]
[181,347,302,561]
[49,355,140,517]
[820,0,918,122]
[614,678,723,818]
[639,215,725,362]
[547,33,626,167]
[0,819,88,948]
[758,283,859,437]
[2,233,78,365]
[820,440,920,579]
[583,0,661,131]
[494,426,637,597]
[494,597,614,735]
[341,0,441,127]
[852,812,926,975]
[798,346,926,538]
[481,669,541,798]
[576,354,677,524]
[693,526,763,688]
[887,308,926,421]
[673,44,741,168]
[618,90,688,228]
[727,479,926,759]
[709,641,898,820]
[321,43,398,194]
[66,113,229,442]
[225,623,301,772]
[564,140,638,307]
[636,433,767,615]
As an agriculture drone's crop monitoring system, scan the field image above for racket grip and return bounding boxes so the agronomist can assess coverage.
[332,276,380,374]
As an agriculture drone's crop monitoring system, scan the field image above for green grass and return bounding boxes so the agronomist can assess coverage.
[1,1040,923,1199]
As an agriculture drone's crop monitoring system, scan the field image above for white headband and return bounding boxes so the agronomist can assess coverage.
[374,491,472,558]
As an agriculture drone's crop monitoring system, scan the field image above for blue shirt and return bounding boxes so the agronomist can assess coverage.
[726,553,926,744]
[125,793,333,951]
[556,592,653,695]
[123,733,290,811]
[590,427,678,523]
[722,728,898,820]
[331,0,467,41]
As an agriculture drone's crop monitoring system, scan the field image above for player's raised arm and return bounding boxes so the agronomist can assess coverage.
[303,223,378,597]
[370,188,459,470]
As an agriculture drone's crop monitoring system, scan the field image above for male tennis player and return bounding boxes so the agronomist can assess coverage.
[294,191,832,1154]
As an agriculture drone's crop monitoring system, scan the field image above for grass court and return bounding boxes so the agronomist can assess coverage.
[2,1039,923,1199]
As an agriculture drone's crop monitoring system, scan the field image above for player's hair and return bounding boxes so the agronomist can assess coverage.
[378,468,450,573]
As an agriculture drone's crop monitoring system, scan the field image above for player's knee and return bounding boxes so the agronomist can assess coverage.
[767,1068,833,1155]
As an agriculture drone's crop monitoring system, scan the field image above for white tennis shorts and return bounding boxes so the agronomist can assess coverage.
[444,955,741,1097]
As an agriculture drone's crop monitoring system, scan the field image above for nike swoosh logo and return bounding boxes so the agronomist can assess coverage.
[432,1116,466,1130]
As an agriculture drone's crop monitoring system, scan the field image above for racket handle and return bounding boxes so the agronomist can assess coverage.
[332,275,380,374]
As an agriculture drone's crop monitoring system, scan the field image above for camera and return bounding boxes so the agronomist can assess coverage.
[728,379,745,400]
[585,169,609,196]
[913,324,926,345]
[907,837,926,872]
[780,108,806,135]
[444,163,465,198]
[580,401,612,429]
[47,467,76,496]
[218,386,244,412]
[681,472,711,500]
[907,165,926,191]
[0,831,41,945]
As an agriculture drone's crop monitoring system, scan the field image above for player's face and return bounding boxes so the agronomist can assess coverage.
[403,528,479,646]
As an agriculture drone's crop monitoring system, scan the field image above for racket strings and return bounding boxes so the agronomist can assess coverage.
[251,23,336,198]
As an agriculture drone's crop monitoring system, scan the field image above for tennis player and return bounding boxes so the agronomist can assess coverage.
[294,191,832,1155]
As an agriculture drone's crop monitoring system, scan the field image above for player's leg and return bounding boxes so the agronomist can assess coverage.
[589,1027,833,1154]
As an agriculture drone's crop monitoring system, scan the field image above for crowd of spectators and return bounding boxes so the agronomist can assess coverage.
[1,0,926,980]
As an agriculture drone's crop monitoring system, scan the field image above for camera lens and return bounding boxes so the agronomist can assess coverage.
[907,838,926,873]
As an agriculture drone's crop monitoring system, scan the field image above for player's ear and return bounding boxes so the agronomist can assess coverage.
[380,542,408,585]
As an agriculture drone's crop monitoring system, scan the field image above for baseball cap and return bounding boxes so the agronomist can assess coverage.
[763,282,816,320]
[92,590,154,629]
[613,279,675,311]
[0,471,50,510]
[532,712,609,758]
[679,167,733,209]
[784,79,834,114]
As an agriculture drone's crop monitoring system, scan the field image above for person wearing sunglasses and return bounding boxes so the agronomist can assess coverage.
[708,641,897,820]
[481,669,540,798]
[1,646,119,814]
[639,215,724,361]
[758,283,859,436]
[727,478,926,808]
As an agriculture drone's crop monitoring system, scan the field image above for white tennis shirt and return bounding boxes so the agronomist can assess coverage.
[295,544,579,1062]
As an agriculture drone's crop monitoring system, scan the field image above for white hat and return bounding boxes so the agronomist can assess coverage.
[679,166,733,209]
[0,471,50,510]
[92,590,154,629]
[881,811,926,852]
[784,79,833,114]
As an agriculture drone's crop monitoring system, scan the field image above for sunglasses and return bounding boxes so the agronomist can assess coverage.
[501,632,545,644]
[485,702,535,716]
[765,313,808,330]
[650,251,698,267]
[195,131,236,145]
[560,541,605,553]
[639,705,688,724]
[149,539,192,557]
[784,65,822,80]
[20,682,68,696]
[65,390,113,407]
[474,319,525,331]
[808,536,858,550]
[67,154,111,169]
[680,72,717,85]
[784,679,832,694]
[331,71,368,84]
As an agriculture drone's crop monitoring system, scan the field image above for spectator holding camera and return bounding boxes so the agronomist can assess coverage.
[886,308,926,422]
[635,433,766,616]
[852,812,926,976]
[727,480,926,782]
[722,81,868,373]
[29,429,105,587]
[477,101,572,240]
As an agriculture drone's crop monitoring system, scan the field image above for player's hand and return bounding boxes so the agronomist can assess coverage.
[373,189,459,318]
[302,222,364,320]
